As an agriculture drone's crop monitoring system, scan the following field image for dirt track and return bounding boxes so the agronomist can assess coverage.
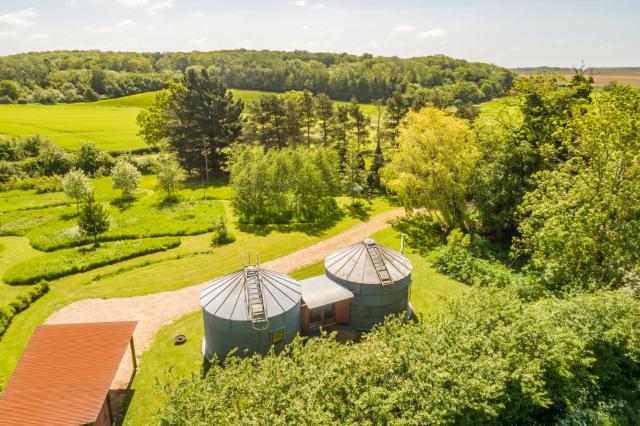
[44,207,405,387]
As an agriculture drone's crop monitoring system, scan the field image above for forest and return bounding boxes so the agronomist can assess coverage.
[0,49,514,105]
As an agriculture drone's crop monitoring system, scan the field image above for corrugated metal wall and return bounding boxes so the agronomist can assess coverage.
[327,273,411,330]
[202,304,301,361]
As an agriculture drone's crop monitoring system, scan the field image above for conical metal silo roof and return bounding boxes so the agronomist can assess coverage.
[325,238,412,286]
[200,267,301,321]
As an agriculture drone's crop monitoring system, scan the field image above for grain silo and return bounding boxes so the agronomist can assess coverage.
[324,238,412,330]
[200,266,301,361]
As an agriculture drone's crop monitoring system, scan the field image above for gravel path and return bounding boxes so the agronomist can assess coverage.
[44,207,405,387]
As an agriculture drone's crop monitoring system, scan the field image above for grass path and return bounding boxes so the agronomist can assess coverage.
[122,227,468,425]
[0,198,395,381]
[44,207,405,388]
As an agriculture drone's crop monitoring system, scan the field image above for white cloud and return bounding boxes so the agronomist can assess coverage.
[116,0,149,7]
[310,3,324,10]
[190,11,205,19]
[148,0,174,15]
[116,19,136,29]
[0,7,37,28]
[29,33,50,41]
[391,24,415,34]
[416,28,446,39]
[290,0,308,6]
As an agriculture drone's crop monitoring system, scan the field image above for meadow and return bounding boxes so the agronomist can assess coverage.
[121,226,468,425]
[0,90,377,152]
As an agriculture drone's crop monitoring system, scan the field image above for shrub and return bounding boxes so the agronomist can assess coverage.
[111,159,140,199]
[3,237,180,285]
[75,141,103,176]
[210,217,235,247]
[155,154,186,199]
[0,175,62,193]
[0,280,49,337]
[429,229,539,299]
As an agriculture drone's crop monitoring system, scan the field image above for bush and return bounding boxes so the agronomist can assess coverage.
[210,217,235,247]
[3,237,180,285]
[429,229,539,299]
[157,289,640,425]
[0,280,49,336]
[0,175,62,193]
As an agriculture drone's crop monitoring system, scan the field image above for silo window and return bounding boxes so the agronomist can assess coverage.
[271,328,285,344]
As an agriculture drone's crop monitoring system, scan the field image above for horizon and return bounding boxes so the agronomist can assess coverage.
[0,1,638,68]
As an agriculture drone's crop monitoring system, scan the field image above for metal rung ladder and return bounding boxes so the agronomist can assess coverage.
[364,239,395,287]
[244,266,269,330]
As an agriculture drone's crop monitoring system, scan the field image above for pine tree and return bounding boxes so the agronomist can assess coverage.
[315,93,334,146]
[165,67,243,179]
[77,193,110,247]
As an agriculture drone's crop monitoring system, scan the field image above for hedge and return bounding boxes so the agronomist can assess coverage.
[0,280,49,337]
[3,237,181,285]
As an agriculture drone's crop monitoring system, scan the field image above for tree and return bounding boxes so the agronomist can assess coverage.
[111,159,140,200]
[342,141,367,204]
[470,71,593,239]
[349,96,369,147]
[136,90,171,148]
[381,107,480,230]
[0,80,19,102]
[333,105,351,168]
[300,90,316,145]
[315,93,334,146]
[61,169,92,215]
[283,92,303,148]
[90,69,106,95]
[155,154,186,200]
[385,89,408,142]
[163,67,243,178]
[75,141,103,176]
[77,193,110,246]
[515,84,640,291]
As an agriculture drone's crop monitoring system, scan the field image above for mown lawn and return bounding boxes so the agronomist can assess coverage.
[122,227,467,425]
[0,195,396,383]
[0,89,376,151]
[0,176,226,251]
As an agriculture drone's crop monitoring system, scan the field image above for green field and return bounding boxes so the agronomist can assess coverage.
[122,227,468,425]
[0,90,377,152]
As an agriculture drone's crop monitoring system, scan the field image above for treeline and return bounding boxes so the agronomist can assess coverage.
[0,49,514,104]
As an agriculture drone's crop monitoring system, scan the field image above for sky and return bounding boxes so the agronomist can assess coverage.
[0,0,638,68]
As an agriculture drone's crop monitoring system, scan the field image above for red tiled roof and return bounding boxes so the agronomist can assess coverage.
[0,321,136,426]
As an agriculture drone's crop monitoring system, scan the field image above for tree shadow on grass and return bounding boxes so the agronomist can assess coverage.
[110,196,137,211]
[238,210,344,237]
[346,201,372,221]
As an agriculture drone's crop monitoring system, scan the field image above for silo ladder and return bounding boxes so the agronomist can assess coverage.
[244,267,269,330]
[365,240,395,287]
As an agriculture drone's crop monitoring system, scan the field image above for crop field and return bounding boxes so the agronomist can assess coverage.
[515,68,640,87]
[0,90,376,152]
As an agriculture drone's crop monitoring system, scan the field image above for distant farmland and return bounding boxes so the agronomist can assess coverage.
[514,67,640,87]
[0,90,376,152]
